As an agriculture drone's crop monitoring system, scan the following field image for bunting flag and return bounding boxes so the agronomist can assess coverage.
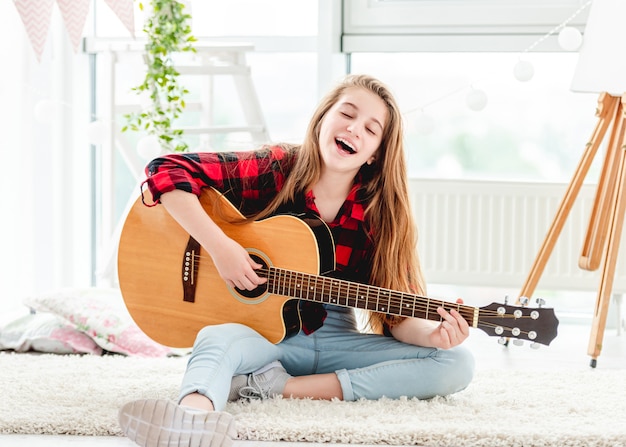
[13,0,55,62]
[13,0,135,62]
[56,0,90,53]
[104,0,135,37]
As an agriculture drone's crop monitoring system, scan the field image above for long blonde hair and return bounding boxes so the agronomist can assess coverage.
[259,74,425,333]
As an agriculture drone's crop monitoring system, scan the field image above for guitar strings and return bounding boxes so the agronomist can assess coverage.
[189,253,534,321]
[187,253,543,342]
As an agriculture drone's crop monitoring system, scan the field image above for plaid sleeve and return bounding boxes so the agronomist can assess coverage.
[143,146,292,208]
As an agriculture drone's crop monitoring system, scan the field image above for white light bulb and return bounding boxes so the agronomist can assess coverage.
[466,89,488,112]
[558,26,583,51]
[137,135,163,159]
[513,60,535,82]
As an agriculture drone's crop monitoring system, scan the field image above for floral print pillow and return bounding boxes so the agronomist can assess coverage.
[0,311,102,354]
[23,288,183,357]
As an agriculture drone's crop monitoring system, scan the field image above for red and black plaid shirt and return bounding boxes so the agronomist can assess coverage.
[144,145,375,334]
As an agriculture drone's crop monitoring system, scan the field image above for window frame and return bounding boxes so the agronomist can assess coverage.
[342,0,590,52]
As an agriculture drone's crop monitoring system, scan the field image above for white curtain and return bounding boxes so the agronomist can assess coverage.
[0,3,92,311]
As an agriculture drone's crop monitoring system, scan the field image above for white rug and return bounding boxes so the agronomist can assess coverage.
[0,352,624,447]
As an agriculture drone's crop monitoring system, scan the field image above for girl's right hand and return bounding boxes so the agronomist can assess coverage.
[209,235,267,291]
[158,189,267,291]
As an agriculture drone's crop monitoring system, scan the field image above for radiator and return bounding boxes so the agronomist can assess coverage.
[410,179,626,294]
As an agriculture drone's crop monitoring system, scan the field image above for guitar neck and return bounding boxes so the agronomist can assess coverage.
[266,267,479,328]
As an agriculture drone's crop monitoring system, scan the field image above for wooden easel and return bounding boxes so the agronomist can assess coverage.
[518,92,626,368]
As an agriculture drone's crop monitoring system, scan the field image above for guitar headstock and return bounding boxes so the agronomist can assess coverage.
[477,300,559,346]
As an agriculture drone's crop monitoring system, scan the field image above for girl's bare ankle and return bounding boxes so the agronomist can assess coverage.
[180,392,215,411]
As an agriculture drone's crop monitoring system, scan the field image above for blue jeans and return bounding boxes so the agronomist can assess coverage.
[179,305,475,411]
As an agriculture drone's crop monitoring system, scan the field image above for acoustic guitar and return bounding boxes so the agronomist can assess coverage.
[118,188,559,348]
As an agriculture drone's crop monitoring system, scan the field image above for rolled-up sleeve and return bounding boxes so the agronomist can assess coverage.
[144,152,230,202]
[142,146,293,213]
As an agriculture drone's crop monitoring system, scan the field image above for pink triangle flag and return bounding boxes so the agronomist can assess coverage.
[14,0,55,62]
[104,0,135,37]
[55,0,90,53]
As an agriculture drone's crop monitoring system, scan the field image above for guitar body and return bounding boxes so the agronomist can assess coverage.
[118,188,335,348]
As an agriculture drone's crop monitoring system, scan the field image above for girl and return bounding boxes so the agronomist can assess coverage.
[119,74,474,447]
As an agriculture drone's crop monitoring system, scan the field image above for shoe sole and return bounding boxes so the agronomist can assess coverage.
[118,399,236,447]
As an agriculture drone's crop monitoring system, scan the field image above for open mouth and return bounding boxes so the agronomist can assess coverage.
[336,138,356,154]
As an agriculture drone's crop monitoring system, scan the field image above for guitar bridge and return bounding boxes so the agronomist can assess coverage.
[182,236,201,302]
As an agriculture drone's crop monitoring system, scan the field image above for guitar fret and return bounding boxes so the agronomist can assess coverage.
[279,269,284,296]
[377,290,384,312]
[387,292,399,315]
[312,275,319,303]
[295,272,302,298]
[402,293,412,317]
[282,269,289,296]
[322,277,330,304]
[346,282,355,307]
[277,270,282,295]
[372,287,377,312]
[297,271,303,299]
[285,270,290,296]
[267,268,272,294]
[339,283,350,306]
[304,273,311,301]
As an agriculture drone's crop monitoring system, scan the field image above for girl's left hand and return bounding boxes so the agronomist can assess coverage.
[427,298,470,349]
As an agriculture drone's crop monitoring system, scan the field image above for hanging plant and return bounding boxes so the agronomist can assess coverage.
[122,0,197,153]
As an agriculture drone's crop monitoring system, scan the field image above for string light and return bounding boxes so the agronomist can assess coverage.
[513,60,535,82]
[406,0,593,131]
[465,88,488,112]
[558,26,583,51]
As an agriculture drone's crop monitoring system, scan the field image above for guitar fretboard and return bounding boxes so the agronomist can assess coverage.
[266,267,479,327]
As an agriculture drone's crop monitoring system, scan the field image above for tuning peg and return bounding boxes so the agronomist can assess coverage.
[530,343,541,350]
[504,295,509,305]
[498,337,508,345]
[513,339,524,346]
[519,296,529,306]
[536,298,546,308]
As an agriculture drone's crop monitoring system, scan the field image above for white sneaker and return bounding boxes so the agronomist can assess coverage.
[228,360,292,402]
[118,399,236,447]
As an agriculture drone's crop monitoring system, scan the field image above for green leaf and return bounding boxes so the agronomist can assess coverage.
[123,0,195,153]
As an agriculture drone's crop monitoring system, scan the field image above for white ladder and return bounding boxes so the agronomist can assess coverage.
[85,39,270,285]
[105,41,270,179]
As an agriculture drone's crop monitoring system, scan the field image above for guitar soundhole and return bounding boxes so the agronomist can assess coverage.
[234,253,269,299]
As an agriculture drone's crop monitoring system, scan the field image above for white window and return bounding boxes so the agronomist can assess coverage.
[350,51,599,182]
[343,0,590,52]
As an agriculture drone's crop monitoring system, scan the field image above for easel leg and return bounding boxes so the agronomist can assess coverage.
[588,102,626,367]
[518,94,619,301]
[579,100,626,271]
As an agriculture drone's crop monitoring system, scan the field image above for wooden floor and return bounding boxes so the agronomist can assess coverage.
[2,322,624,446]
